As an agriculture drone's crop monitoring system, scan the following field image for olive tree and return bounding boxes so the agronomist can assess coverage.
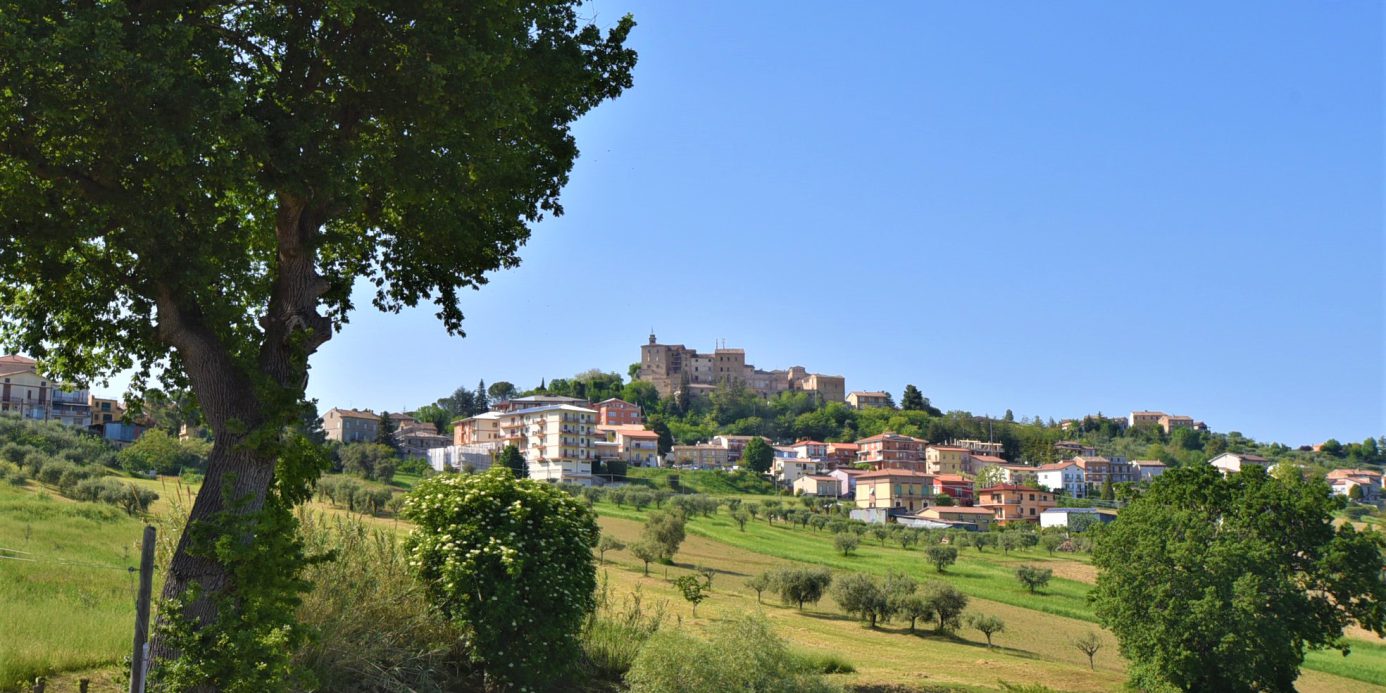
[0,1,635,683]
[403,468,601,688]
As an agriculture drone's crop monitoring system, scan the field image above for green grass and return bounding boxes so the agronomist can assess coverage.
[0,483,145,688]
[624,467,777,495]
[594,500,1386,688]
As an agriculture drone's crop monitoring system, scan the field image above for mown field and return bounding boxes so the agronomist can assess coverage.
[2,474,1383,691]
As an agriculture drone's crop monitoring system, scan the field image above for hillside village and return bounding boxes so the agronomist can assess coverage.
[11,335,1380,536]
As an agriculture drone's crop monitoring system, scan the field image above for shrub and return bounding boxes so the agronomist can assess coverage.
[403,468,600,689]
[625,615,839,693]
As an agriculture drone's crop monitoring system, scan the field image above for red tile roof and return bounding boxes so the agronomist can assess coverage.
[857,470,934,479]
[923,506,996,515]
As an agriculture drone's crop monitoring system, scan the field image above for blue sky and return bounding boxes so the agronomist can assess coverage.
[117,2,1386,445]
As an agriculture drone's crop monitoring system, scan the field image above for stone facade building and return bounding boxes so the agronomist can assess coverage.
[636,334,844,402]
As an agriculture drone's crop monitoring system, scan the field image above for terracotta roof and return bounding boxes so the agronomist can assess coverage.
[827,442,860,450]
[618,430,660,439]
[930,446,970,452]
[328,407,379,420]
[1035,462,1076,471]
[802,475,837,481]
[971,455,1008,464]
[923,506,996,515]
[793,440,827,446]
[933,474,971,483]
[978,484,1048,493]
[855,432,924,444]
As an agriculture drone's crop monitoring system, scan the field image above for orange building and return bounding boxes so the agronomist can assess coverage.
[595,398,643,426]
[976,485,1056,525]
[855,432,927,471]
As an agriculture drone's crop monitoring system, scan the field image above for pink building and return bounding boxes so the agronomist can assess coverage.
[855,432,927,472]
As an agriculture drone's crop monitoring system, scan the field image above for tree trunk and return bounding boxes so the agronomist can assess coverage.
[145,196,332,679]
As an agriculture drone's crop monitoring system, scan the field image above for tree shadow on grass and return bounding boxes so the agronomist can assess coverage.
[893,628,1040,660]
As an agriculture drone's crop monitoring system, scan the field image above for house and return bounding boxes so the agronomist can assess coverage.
[917,506,996,531]
[598,426,661,467]
[854,470,935,512]
[828,468,865,498]
[711,434,771,463]
[1039,507,1116,529]
[425,444,494,473]
[0,355,92,427]
[394,422,451,458]
[1327,469,1383,502]
[976,485,1056,525]
[856,432,926,471]
[789,439,829,460]
[454,411,505,449]
[932,474,974,503]
[793,475,839,497]
[774,457,818,486]
[966,453,1009,476]
[498,404,598,485]
[88,395,125,426]
[952,439,1005,457]
[1054,441,1097,457]
[1073,456,1138,493]
[847,391,893,410]
[1130,460,1167,480]
[669,444,731,469]
[925,446,971,475]
[595,398,642,426]
[1035,461,1086,498]
[1208,452,1270,477]
[1158,415,1196,434]
[1128,411,1165,428]
[825,442,860,468]
[323,407,380,443]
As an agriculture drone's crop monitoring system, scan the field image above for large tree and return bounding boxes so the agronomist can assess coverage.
[1092,465,1386,691]
[0,1,635,684]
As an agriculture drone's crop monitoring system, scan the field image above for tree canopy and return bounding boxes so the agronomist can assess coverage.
[0,1,636,683]
[1091,465,1386,691]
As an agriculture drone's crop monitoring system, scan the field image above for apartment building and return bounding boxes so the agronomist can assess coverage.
[788,439,828,460]
[854,470,935,512]
[793,475,839,497]
[856,432,926,471]
[322,407,379,443]
[952,439,1005,457]
[595,398,643,426]
[425,445,494,473]
[932,474,974,503]
[637,334,845,402]
[977,485,1056,525]
[1128,411,1164,428]
[669,444,731,468]
[454,411,504,449]
[492,394,588,413]
[0,355,91,427]
[1130,459,1167,480]
[825,442,860,468]
[774,457,818,486]
[846,391,892,410]
[499,405,598,485]
[395,422,451,459]
[925,446,971,475]
[597,425,661,466]
[1035,461,1085,497]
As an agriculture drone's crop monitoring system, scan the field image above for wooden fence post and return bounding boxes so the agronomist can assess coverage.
[130,525,156,693]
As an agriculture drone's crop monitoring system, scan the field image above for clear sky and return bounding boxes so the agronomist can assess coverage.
[110,1,1386,446]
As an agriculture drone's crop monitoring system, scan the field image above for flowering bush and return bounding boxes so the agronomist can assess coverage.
[402,468,600,689]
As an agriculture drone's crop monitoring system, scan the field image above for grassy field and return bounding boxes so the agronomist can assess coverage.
[0,482,148,688]
[624,466,778,495]
[2,476,1383,691]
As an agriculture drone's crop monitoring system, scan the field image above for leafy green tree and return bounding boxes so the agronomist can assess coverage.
[338,443,396,481]
[933,492,955,507]
[742,437,773,474]
[1091,465,1386,691]
[646,415,675,456]
[117,429,208,475]
[833,573,892,628]
[498,444,528,479]
[403,467,601,688]
[1015,565,1053,593]
[919,581,969,633]
[631,541,660,576]
[412,404,453,435]
[596,534,625,564]
[732,508,751,531]
[1041,533,1064,555]
[834,531,860,556]
[674,574,710,616]
[377,412,399,451]
[747,571,773,604]
[642,509,687,563]
[625,615,838,693]
[895,594,932,633]
[925,545,959,573]
[774,567,832,610]
[487,381,517,403]
[900,385,926,411]
[969,613,1006,648]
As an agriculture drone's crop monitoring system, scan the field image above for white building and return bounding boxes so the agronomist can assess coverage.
[426,445,494,473]
[1039,507,1114,529]
[0,355,92,427]
[1035,461,1086,498]
[774,457,818,486]
[500,404,598,485]
[1131,459,1167,480]
[1208,452,1270,477]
